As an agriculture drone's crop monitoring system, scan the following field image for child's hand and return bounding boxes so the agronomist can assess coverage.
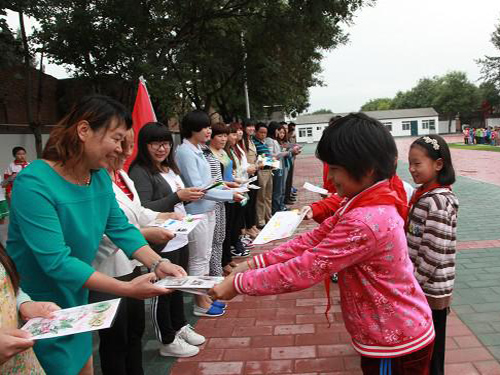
[300,206,313,220]
[209,275,238,301]
[19,301,60,321]
[0,328,34,365]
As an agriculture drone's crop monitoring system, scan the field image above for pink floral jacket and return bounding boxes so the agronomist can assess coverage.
[235,201,434,358]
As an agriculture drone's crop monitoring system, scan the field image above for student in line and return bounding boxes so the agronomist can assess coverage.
[211,113,435,375]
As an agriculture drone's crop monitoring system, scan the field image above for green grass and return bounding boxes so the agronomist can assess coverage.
[448,143,500,152]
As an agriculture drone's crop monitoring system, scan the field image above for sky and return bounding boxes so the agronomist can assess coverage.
[5,1,500,113]
[308,0,500,112]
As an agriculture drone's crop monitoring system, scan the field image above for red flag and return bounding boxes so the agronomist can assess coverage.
[124,76,157,171]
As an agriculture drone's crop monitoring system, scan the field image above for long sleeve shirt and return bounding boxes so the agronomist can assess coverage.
[407,188,459,310]
[234,202,434,358]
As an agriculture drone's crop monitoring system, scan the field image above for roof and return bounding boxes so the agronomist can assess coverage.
[295,107,439,125]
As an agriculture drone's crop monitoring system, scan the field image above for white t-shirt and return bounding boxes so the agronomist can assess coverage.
[159,170,189,252]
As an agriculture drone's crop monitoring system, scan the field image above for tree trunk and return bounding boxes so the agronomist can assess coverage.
[19,12,43,157]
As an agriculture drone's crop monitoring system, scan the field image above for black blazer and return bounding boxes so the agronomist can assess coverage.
[128,164,182,212]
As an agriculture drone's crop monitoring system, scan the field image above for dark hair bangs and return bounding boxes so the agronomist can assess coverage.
[316,113,397,182]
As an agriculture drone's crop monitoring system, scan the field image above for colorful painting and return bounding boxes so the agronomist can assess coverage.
[21,299,121,340]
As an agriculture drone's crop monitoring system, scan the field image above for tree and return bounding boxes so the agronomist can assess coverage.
[432,71,480,132]
[392,77,439,110]
[478,81,500,112]
[360,97,392,111]
[477,19,500,91]
[311,109,333,115]
[17,0,374,121]
[0,9,23,68]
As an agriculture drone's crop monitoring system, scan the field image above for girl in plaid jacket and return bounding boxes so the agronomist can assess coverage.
[407,135,458,375]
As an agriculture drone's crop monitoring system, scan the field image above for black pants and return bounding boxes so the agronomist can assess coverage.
[89,267,145,375]
[151,246,189,344]
[430,308,448,375]
[285,157,295,202]
[222,202,244,260]
[244,188,258,230]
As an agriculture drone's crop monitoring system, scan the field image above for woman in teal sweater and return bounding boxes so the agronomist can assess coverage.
[6,95,185,375]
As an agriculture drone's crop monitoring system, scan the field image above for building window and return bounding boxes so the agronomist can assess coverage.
[402,121,410,131]
[299,129,306,138]
[422,120,429,129]
[307,127,313,137]
[317,126,322,131]
[382,122,392,132]
[429,119,435,130]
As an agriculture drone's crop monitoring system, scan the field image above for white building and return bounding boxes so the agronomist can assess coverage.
[295,108,439,143]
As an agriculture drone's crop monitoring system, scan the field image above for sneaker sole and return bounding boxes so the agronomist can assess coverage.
[192,309,226,317]
[159,348,200,358]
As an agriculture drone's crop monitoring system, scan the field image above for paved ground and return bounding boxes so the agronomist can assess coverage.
[2,134,489,374]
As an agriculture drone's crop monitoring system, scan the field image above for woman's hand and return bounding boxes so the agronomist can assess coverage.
[300,206,313,220]
[232,192,244,202]
[0,328,34,365]
[177,187,205,202]
[247,165,257,175]
[157,212,185,221]
[208,275,238,301]
[141,227,175,245]
[154,261,187,279]
[19,301,60,321]
[224,181,240,189]
[126,273,172,300]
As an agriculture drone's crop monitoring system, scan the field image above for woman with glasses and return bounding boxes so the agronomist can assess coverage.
[129,122,206,358]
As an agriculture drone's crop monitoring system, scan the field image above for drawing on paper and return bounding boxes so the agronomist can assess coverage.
[22,299,121,340]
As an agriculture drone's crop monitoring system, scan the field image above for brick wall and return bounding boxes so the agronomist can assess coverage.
[0,66,60,125]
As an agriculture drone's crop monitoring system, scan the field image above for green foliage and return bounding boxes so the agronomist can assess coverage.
[311,108,333,114]
[478,81,500,109]
[0,9,23,68]
[477,18,500,91]
[360,97,393,111]
[10,0,374,121]
[432,71,480,116]
[389,72,480,118]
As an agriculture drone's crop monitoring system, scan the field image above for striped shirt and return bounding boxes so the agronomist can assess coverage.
[252,136,272,158]
[202,146,223,182]
[407,188,459,310]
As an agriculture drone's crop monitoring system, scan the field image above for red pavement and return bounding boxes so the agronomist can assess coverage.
[171,137,500,375]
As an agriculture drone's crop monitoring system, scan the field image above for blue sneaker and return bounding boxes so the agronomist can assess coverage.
[212,301,227,309]
[193,304,225,317]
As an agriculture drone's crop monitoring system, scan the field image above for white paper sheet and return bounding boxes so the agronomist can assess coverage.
[252,210,306,245]
[151,214,204,235]
[303,182,329,195]
[21,299,121,340]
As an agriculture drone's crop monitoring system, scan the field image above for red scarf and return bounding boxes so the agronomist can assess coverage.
[323,176,408,325]
[408,183,450,211]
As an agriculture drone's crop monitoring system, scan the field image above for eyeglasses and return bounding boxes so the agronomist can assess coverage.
[149,142,172,150]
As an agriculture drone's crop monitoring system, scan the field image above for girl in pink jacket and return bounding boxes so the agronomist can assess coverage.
[211,113,435,375]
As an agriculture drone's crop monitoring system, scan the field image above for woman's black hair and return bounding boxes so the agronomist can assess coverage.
[130,122,180,175]
[267,121,280,140]
[410,135,456,185]
[12,146,26,157]
[210,122,229,138]
[180,110,210,139]
[316,112,398,182]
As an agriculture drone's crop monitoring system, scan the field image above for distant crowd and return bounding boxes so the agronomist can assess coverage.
[463,126,500,145]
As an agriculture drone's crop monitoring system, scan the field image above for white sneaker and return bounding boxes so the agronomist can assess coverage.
[177,324,206,346]
[159,336,199,357]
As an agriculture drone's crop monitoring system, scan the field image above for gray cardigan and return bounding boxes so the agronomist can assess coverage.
[128,164,182,212]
